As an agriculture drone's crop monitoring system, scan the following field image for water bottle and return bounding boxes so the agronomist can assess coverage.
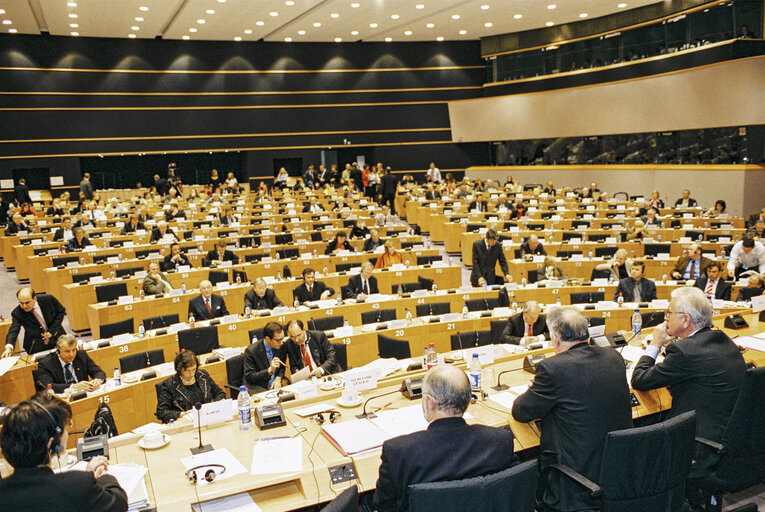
[588,251,593,259]
[462,304,468,319]
[617,292,624,307]
[118,253,123,262]
[556,296,561,307]
[238,386,251,430]
[79,256,85,265]
[521,277,527,287]
[313,249,318,258]
[277,271,282,281]
[397,284,403,297]
[469,353,482,392]
[110,269,116,279]
[432,283,437,293]
[323,266,328,275]
[423,347,428,366]
[662,273,668,284]
[140,289,145,300]
[406,309,413,325]
[426,343,438,370]
[181,282,186,294]
[275,252,280,261]
[188,312,195,327]
[113,367,121,386]
[138,322,145,338]
[76,334,83,350]
[245,305,251,318]
[721,249,726,260]
[631,309,642,341]
[511,298,518,311]
[294,296,300,309]
[343,318,349,328]
[252,334,258,345]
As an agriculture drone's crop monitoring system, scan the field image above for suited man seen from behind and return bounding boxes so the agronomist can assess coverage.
[372,364,519,512]
[3,287,67,357]
[0,393,128,512]
[242,321,289,391]
[693,261,731,301]
[512,307,632,512]
[142,261,173,296]
[470,229,510,287]
[285,319,338,378]
[203,239,239,267]
[671,242,711,280]
[155,350,226,423]
[188,280,229,320]
[631,287,746,493]
[293,267,334,304]
[500,301,549,345]
[614,260,657,302]
[244,277,284,311]
[36,334,106,394]
[347,261,379,300]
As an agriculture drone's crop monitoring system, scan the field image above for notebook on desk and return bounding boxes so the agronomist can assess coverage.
[321,419,390,456]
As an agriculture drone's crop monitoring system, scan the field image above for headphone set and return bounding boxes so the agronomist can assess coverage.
[185,464,227,484]
[31,401,63,455]
[311,410,341,425]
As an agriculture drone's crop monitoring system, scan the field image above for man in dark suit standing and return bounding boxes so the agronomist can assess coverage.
[692,262,731,300]
[378,166,399,214]
[188,280,229,320]
[674,189,698,208]
[614,260,657,302]
[632,287,745,488]
[293,268,335,303]
[513,307,632,512]
[243,277,284,311]
[373,364,518,512]
[15,178,31,204]
[284,319,338,378]
[203,239,239,267]
[470,229,510,287]
[80,172,94,200]
[243,321,289,391]
[671,243,712,280]
[3,287,67,357]
[362,229,385,252]
[36,334,106,393]
[346,262,379,300]
[500,301,549,345]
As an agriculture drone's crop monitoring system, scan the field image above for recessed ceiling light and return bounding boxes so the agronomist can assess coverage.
[459,29,467,35]
[71,31,79,36]
[481,4,489,9]
[8,28,16,33]
[68,13,78,18]
[285,0,295,5]
[451,14,460,19]
[313,22,321,27]
[183,35,190,39]
[331,12,339,18]
[284,37,292,42]
[298,30,305,35]
[131,26,140,30]
[269,11,278,16]
[139,6,149,11]
[385,37,392,42]
[351,3,360,7]
[547,4,556,9]
[579,13,588,18]
[217,0,225,3]
[70,23,78,28]
[391,14,399,19]
[416,4,425,9]
[335,37,342,42]
[67,2,77,6]
[369,22,377,28]
[617,2,627,7]
[197,19,205,24]
[135,17,144,21]
[436,36,444,41]
[244,29,252,34]
[514,14,522,19]
[2,20,11,25]
[351,30,359,35]
[256,21,264,26]
[426,23,434,28]
[545,21,554,26]
[189,28,197,32]
[206,9,215,14]
[128,34,136,38]
[484,22,493,27]
[0,9,5,14]
[234,36,241,41]
[404,30,412,35]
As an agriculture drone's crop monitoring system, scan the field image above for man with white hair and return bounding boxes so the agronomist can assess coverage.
[149,221,178,244]
[188,280,229,320]
[500,301,548,345]
[632,287,746,481]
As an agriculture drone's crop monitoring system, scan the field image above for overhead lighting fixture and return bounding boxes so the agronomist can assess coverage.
[0,9,5,14]
[547,4,556,9]
[217,0,226,3]
[139,6,149,11]
[369,22,377,28]
[481,5,489,10]
[128,34,136,38]
[579,13,588,18]
[484,22,493,27]
[385,37,392,42]
[206,9,215,14]
[514,13,522,19]
[404,30,412,35]
[459,29,467,34]
[197,19,205,24]
[131,26,140,30]
[70,23,78,28]
[135,17,144,21]
[545,21,554,26]
[285,0,295,5]
[351,30,359,35]
[351,3,360,7]
[426,23,434,28]
[451,14,460,19]
[335,37,342,42]
[617,3,627,7]
[269,11,278,16]
[256,21,264,26]
[68,13,78,18]
[8,28,16,33]
[313,22,321,27]
[436,36,444,41]
[244,29,252,34]
[71,31,79,36]
[331,12,339,18]
[67,2,77,6]
[284,37,292,42]
[416,4,425,9]
[391,14,399,19]
[189,27,197,32]
[298,30,305,35]
[183,35,190,39]
[2,20,11,25]
[234,36,241,41]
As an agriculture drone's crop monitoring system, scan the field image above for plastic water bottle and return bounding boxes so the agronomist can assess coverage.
[511,297,518,311]
[721,249,726,260]
[462,304,469,319]
[662,273,668,284]
[236,274,242,285]
[617,292,624,307]
[336,294,342,305]
[521,277,527,287]
[631,309,642,340]
[294,296,300,309]
[138,322,145,338]
[113,367,121,386]
[181,282,186,294]
[556,296,561,307]
[188,312,195,327]
[110,269,116,279]
[397,284,403,297]
[432,283,437,293]
[76,334,83,350]
[140,289,145,300]
[469,353,482,392]
[277,271,282,281]
[588,251,593,260]
[245,305,251,318]
[423,347,428,366]
[406,309,413,325]
[426,343,438,370]
[252,334,258,345]
[238,386,251,430]
[343,318,349,328]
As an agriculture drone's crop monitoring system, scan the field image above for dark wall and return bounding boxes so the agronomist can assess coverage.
[0,34,488,186]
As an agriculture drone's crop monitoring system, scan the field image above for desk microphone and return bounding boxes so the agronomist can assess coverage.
[356,387,404,420]
[492,366,529,391]
[190,402,213,455]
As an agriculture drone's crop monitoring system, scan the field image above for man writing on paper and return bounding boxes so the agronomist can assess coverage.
[3,287,67,357]
[372,364,518,512]
[284,319,338,379]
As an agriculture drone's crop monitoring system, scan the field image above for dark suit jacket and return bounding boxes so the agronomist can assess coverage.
[46,207,66,217]
[614,277,657,302]
[188,294,229,320]
[243,288,283,310]
[15,184,31,204]
[470,239,508,286]
[513,344,633,511]
[203,249,238,267]
[379,173,399,198]
[155,369,225,423]
[302,202,324,213]
[0,466,127,512]
[631,327,746,478]
[372,417,519,512]
[468,200,488,212]
[161,253,191,272]
[674,197,698,207]
[672,256,712,279]
[68,237,92,251]
[292,281,335,303]
[149,228,179,243]
[6,294,67,355]
[37,350,106,393]
[693,277,732,300]
[346,274,379,298]
[500,313,548,345]
[120,221,145,234]
[325,239,355,255]
[285,330,338,375]
[4,221,30,235]
[520,241,547,256]
[219,215,237,226]
[363,237,385,252]
[425,190,441,200]
[52,227,73,241]
[243,340,288,391]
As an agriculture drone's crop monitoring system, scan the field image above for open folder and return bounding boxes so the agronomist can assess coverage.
[321,418,391,456]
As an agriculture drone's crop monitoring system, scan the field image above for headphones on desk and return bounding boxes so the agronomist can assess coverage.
[31,400,63,454]
[185,464,227,484]
[311,410,341,425]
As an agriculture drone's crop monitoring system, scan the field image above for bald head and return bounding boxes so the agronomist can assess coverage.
[199,280,213,298]
[16,287,36,312]
[422,365,471,419]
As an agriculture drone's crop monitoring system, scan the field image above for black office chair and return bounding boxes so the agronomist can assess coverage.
[275,234,293,245]
[417,255,441,266]
[310,232,323,242]
[361,309,396,325]
[336,263,358,273]
[116,266,142,278]
[72,272,101,284]
[643,244,670,257]
[177,325,220,355]
[595,247,618,258]
[100,318,133,339]
[464,298,500,312]
[417,276,434,290]
[547,411,696,512]
[490,320,506,344]
[308,316,344,332]
[556,250,583,258]
[245,253,266,263]
[278,248,299,259]
[570,292,604,304]
[135,249,153,259]
[408,459,537,512]
[498,287,510,308]
[208,270,228,286]
[320,484,358,512]
[561,232,581,242]
[588,234,608,242]
[391,282,424,293]
[52,255,79,267]
[415,302,450,317]
[95,282,128,303]
[143,314,180,330]
[119,349,165,374]
[378,334,411,360]
[32,368,46,391]
[527,269,541,284]
[736,287,764,302]
[450,330,492,350]
[247,327,265,343]
[590,268,612,280]
[587,317,606,327]
[685,230,704,241]
[225,354,248,398]
[93,253,119,264]
[232,269,248,284]
[331,343,348,372]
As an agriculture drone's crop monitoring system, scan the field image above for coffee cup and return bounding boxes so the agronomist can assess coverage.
[142,430,164,448]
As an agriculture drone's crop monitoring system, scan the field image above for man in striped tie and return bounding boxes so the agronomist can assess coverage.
[692,262,731,301]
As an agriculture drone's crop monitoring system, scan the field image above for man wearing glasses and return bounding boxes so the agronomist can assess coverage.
[631,287,745,493]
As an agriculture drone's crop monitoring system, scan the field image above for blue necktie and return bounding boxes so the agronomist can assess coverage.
[64,363,75,384]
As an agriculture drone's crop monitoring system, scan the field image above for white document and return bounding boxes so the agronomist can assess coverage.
[181,448,247,485]
[107,463,148,507]
[487,391,518,410]
[191,493,262,512]
[290,366,311,383]
[510,385,529,396]
[0,356,19,377]
[294,402,335,417]
[321,419,390,456]
[619,345,647,363]
[370,405,429,438]
[250,437,302,475]
[192,399,233,428]
[734,336,765,353]
[751,295,765,313]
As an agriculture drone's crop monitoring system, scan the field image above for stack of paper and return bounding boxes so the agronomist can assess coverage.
[107,463,149,511]
[321,419,390,456]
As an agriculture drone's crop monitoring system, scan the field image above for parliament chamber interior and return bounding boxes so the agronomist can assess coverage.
[0,0,764,511]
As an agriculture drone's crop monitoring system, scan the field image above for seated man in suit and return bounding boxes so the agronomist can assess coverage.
[52,216,74,242]
[188,280,229,321]
[727,236,765,279]
[3,287,67,357]
[155,350,226,423]
[519,234,547,258]
[37,334,106,393]
[346,261,379,300]
[164,202,185,221]
[325,231,355,255]
[470,229,510,287]
[142,261,173,296]
[375,205,397,227]
[500,301,548,345]
[513,307,632,512]
[67,227,92,251]
[735,273,765,301]
[161,242,191,272]
[362,228,385,252]
[5,212,31,235]
[149,221,179,244]
[293,268,334,303]
[614,260,657,302]
[671,242,711,280]
[284,319,338,378]
[693,261,731,300]
[631,287,746,497]
[302,196,324,214]
[468,193,488,213]
[373,364,519,512]
[244,277,284,311]
[674,189,698,208]
[218,206,237,226]
[203,239,239,267]
[349,219,369,239]
[424,183,441,200]
[243,321,289,391]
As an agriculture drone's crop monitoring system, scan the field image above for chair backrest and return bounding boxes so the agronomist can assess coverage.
[361,309,397,325]
[556,250,582,258]
[641,311,664,328]
[587,316,606,327]
[72,271,101,284]
[275,234,293,245]
[308,315,344,331]
[590,268,612,280]
[595,247,618,258]
[408,459,537,512]
[378,334,411,360]
[320,484,358,512]
[417,255,440,266]
[332,342,348,372]
[417,276,434,290]
[208,270,228,285]
[644,243,670,256]
[597,411,696,512]
[226,354,244,398]
[391,282,423,293]
[570,291,604,304]
[52,255,79,267]
[415,302,450,317]
[177,325,220,354]
[450,330,492,351]
[247,327,264,343]
[336,263,357,272]
[245,253,265,263]
[465,298,500,312]
[116,266,142,277]
[93,253,119,264]
[280,248,299,259]
[737,287,764,301]
[100,318,134,339]
[143,314,180,331]
[490,320,506,343]
[95,282,128,303]
[588,234,608,242]
[119,349,165,373]
[232,269,248,284]
[310,232,323,241]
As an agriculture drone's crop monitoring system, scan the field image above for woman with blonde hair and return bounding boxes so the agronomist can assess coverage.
[374,240,404,269]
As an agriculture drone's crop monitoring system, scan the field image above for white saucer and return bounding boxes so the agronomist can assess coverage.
[138,434,170,450]
[122,374,140,384]
[335,394,364,408]
[319,380,338,391]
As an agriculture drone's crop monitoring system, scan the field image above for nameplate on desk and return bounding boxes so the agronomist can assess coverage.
[656,253,671,260]
[345,368,379,392]
[316,299,336,309]
[683,213,693,219]
[220,314,238,324]
[291,379,319,399]
[89,275,105,284]
[216,281,231,290]
[168,289,184,296]
[556,206,565,212]
[124,241,135,247]
[67,261,80,268]
[192,399,233,428]
[493,307,511,317]
[135,271,147,278]
[262,256,274,263]
[106,256,120,263]
[750,295,765,313]
[219,261,232,268]
[592,278,609,286]
[118,295,133,304]
[443,313,461,322]
[569,238,583,243]
[31,239,42,245]
[463,345,495,365]
[616,205,626,211]
[84,245,97,252]
[300,252,312,260]
[175,265,190,272]
[719,237,732,244]
[112,333,132,345]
